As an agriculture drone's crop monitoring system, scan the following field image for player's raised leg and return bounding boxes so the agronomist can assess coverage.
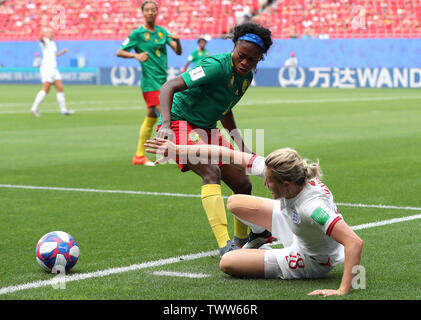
[227,194,277,248]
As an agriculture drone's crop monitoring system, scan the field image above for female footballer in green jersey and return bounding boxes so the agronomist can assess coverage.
[117,0,182,166]
[180,37,210,73]
[156,22,273,256]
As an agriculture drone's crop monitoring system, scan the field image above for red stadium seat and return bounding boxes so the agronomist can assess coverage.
[0,0,420,40]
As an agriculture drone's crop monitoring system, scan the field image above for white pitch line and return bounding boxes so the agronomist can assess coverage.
[151,271,211,278]
[351,213,421,231]
[0,184,202,199]
[1,95,420,115]
[1,184,421,212]
[0,100,142,108]
[0,213,421,296]
[1,96,420,112]
[0,106,144,115]
[237,95,421,106]
[0,250,218,296]
[336,202,421,212]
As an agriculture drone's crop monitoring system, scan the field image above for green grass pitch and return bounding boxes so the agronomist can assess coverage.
[0,85,420,301]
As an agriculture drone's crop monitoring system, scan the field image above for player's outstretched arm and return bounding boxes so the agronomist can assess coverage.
[308,220,363,297]
[168,34,182,55]
[56,48,67,57]
[145,137,254,169]
[220,111,253,154]
[156,77,187,140]
[180,61,190,73]
[116,49,148,63]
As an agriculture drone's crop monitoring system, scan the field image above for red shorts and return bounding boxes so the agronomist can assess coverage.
[143,90,160,108]
[157,120,234,172]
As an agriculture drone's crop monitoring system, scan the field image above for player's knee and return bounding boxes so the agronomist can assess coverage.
[219,252,237,276]
[236,179,252,194]
[227,194,262,215]
[227,194,244,214]
[227,175,252,194]
[201,165,221,185]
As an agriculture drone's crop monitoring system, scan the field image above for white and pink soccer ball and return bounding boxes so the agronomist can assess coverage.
[36,231,80,273]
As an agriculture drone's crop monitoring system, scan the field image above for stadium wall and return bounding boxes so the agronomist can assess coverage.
[1,39,421,68]
[1,39,420,87]
[1,66,420,88]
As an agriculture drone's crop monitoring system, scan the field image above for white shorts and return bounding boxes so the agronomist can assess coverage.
[40,67,61,83]
[264,200,335,279]
[264,245,334,280]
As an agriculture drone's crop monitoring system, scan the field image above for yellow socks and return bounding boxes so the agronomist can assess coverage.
[233,216,249,239]
[231,190,249,240]
[201,185,250,247]
[135,116,157,157]
[201,184,230,248]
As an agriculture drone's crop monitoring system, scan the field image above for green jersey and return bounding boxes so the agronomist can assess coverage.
[160,53,253,130]
[188,48,210,67]
[120,25,172,92]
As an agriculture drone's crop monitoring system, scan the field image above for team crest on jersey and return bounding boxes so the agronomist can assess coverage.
[144,33,150,41]
[242,79,250,93]
[189,132,201,144]
[158,31,164,39]
[292,210,300,224]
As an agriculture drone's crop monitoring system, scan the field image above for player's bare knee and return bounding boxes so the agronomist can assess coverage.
[201,166,221,185]
[236,179,252,194]
[227,194,257,211]
[219,252,236,275]
[226,194,243,214]
[227,175,252,195]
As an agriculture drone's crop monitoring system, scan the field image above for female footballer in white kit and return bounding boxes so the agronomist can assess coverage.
[30,28,74,116]
[145,138,364,296]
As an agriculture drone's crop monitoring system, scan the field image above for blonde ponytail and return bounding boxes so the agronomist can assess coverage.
[303,160,323,181]
[265,148,322,186]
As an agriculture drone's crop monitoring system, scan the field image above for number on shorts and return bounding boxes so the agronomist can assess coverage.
[285,253,305,269]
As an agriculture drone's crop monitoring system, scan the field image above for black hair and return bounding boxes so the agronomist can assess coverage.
[141,0,158,11]
[232,22,272,55]
[198,37,207,43]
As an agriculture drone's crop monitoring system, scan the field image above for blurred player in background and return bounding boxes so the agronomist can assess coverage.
[30,28,74,117]
[117,0,182,166]
[284,51,298,80]
[32,52,41,67]
[180,37,210,73]
[146,138,363,296]
[156,22,273,256]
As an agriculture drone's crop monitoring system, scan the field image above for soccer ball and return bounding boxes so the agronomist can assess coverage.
[35,231,80,273]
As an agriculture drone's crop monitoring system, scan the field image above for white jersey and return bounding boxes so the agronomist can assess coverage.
[248,155,344,267]
[40,38,58,69]
[32,56,41,67]
[281,179,344,266]
[284,57,298,68]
